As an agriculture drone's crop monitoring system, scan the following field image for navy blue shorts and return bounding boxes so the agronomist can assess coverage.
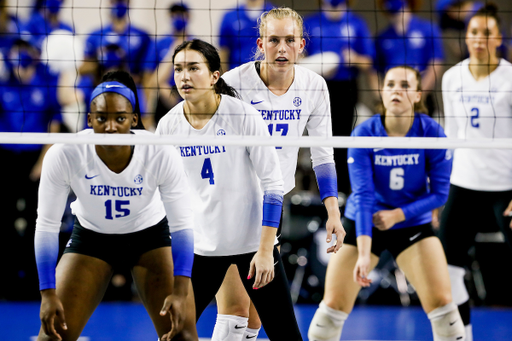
[342,217,436,259]
[63,217,172,268]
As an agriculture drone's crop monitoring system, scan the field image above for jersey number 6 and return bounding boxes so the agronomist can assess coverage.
[105,200,130,219]
[390,168,404,190]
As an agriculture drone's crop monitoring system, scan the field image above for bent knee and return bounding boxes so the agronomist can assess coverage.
[217,304,250,317]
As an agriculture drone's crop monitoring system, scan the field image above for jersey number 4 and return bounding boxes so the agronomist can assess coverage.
[268,123,289,149]
[105,200,130,220]
[201,158,215,185]
[390,168,404,190]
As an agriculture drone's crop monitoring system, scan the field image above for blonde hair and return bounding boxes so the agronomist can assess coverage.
[254,7,305,60]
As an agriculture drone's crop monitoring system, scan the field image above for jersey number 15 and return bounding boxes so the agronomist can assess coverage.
[105,200,130,219]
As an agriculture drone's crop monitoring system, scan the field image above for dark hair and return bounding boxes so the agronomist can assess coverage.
[172,39,239,98]
[377,65,427,115]
[471,3,501,29]
[170,3,188,13]
[100,70,145,129]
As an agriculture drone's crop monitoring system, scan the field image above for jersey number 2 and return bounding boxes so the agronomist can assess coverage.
[390,168,404,190]
[105,200,130,220]
[470,108,480,128]
[201,158,215,185]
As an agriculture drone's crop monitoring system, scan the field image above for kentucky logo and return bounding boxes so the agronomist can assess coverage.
[134,174,143,184]
[293,97,302,107]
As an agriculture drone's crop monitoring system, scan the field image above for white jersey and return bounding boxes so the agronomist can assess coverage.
[36,129,193,234]
[155,95,284,257]
[442,58,512,191]
[223,62,335,194]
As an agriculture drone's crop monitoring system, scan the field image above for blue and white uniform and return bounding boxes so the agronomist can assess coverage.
[222,62,337,200]
[84,24,151,76]
[375,15,444,73]
[35,129,194,290]
[219,3,274,70]
[344,113,452,237]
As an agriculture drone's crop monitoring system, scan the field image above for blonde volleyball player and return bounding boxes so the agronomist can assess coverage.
[308,66,465,341]
[34,71,196,341]
[216,7,345,340]
[156,39,303,341]
[439,4,512,341]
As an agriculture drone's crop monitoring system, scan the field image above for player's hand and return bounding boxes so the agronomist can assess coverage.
[353,254,372,287]
[373,208,405,231]
[160,293,187,340]
[30,161,43,181]
[40,289,67,340]
[503,199,512,228]
[248,249,275,289]
[325,215,346,254]
[431,208,441,230]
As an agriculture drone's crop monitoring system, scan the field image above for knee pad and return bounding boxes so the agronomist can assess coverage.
[243,327,260,340]
[308,302,348,341]
[428,302,465,341]
[448,265,469,306]
[211,314,248,341]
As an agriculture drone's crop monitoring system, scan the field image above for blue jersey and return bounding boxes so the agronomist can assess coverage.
[84,24,151,76]
[23,12,73,48]
[375,15,444,73]
[304,11,374,81]
[344,113,452,237]
[0,15,21,54]
[219,4,274,70]
[0,64,62,152]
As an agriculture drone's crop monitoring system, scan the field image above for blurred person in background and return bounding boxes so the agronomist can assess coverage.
[0,32,62,300]
[375,0,444,117]
[303,0,376,197]
[24,0,72,49]
[143,2,192,129]
[79,0,150,86]
[218,0,274,72]
[440,4,512,341]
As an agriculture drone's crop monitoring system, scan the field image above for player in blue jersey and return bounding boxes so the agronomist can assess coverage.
[375,0,444,116]
[34,71,195,341]
[218,0,274,71]
[308,66,465,341]
[303,0,376,195]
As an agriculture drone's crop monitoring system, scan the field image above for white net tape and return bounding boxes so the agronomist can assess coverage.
[1,133,512,149]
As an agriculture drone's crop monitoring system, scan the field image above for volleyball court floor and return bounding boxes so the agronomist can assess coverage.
[2,301,511,340]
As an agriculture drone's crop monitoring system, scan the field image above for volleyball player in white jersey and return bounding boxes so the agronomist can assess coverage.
[440,4,512,341]
[217,7,345,340]
[155,39,303,341]
[34,71,196,341]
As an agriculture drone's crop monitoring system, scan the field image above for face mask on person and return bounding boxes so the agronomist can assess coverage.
[326,0,347,7]
[172,16,188,32]
[46,0,62,15]
[10,50,34,69]
[112,2,128,19]
[384,0,405,14]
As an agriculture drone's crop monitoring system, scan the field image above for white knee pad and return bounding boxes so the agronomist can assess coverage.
[448,265,469,305]
[243,327,260,340]
[211,314,248,341]
[428,302,465,341]
[308,302,348,341]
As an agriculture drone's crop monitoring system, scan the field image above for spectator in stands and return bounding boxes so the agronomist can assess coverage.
[79,0,151,84]
[143,2,192,128]
[218,0,274,71]
[24,0,72,49]
[0,0,21,55]
[0,32,62,301]
[303,0,375,196]
[375,0,444,116]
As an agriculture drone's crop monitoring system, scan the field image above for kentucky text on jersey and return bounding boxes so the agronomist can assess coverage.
[180,145,227,157]
[258,109,301,121]
[90,185,143,197]
[458,94,494,104]
[375,154,420,166]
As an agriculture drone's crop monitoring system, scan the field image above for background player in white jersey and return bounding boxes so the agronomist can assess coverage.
[439,4,512,341]
[218,7,345,340]
[34,71,196,341]
[308,66,465,341]
[155,39,303,341]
